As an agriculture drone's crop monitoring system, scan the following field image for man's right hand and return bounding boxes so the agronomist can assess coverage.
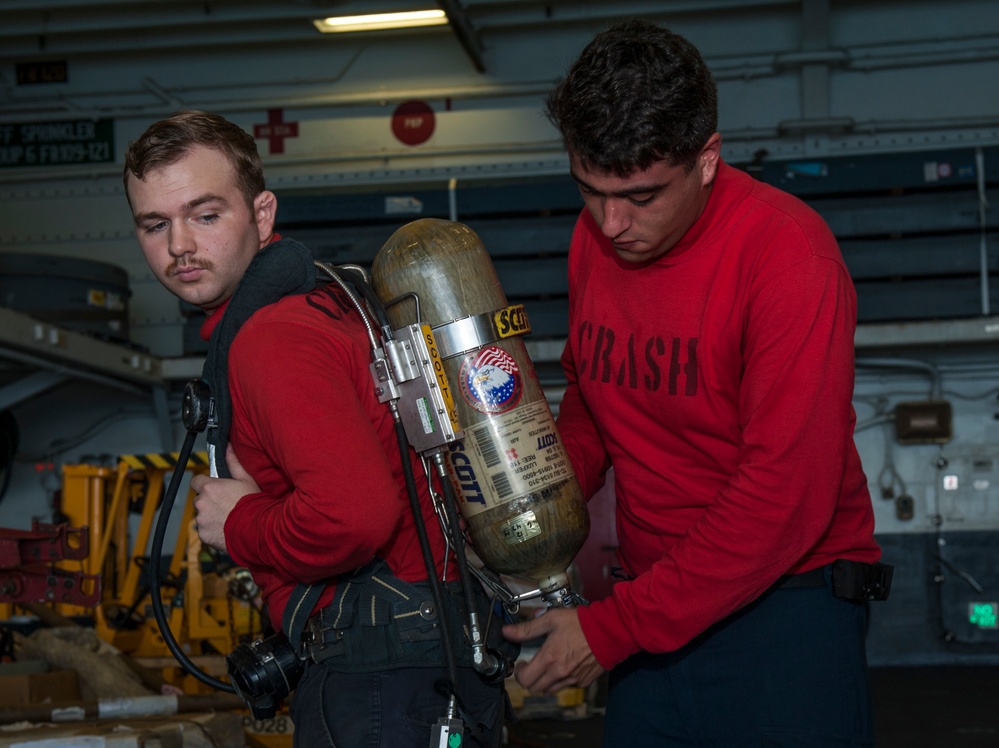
[502,607,605,693]
[190,445,259,553]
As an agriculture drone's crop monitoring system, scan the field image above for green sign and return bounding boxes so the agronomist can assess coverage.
[969,602,998,629]
[0,119,114,168]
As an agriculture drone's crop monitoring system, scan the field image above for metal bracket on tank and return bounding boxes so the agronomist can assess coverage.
[468,564,587,612]
[431,303,532,360]
[369,323,463,454]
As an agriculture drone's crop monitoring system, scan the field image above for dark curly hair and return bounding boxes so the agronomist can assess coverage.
[123,110,265,208]
[546,19,718,176]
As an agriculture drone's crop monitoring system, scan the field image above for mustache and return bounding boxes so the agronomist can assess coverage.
[168,258,213,276]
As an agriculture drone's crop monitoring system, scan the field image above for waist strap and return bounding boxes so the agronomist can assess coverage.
[775,560,894,602]
[301,558,470,670]
[775,566,827,589]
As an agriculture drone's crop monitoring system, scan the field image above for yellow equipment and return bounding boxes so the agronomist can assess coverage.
[51,455,262,692]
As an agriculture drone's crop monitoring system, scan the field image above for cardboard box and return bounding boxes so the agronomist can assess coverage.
[0,670,81,707]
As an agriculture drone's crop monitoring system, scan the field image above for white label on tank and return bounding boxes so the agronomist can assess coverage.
[500,510,542,546]
[448,399,575,518]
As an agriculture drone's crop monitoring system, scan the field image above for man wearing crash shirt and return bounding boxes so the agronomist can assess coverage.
[502,20,889,747]
[123,110,509,747]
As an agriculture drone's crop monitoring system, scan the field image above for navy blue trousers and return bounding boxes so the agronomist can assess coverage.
[603,571,874,747]
[290,662,506,748]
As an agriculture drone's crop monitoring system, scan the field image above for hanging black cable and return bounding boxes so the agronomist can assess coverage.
[434,453,505,679]
[392,418,463,699]
[149,420,235,693]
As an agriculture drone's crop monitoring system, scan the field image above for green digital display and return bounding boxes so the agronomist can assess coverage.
[968,602,998,629]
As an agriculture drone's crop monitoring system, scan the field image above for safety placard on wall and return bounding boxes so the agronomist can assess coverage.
[937,445,999,531]
[391,100,435,146]
[0,118,114,168]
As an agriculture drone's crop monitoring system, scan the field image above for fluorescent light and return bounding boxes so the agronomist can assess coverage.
[313,10,448,33]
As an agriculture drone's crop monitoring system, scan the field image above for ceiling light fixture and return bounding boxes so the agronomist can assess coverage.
[313,10,449,34]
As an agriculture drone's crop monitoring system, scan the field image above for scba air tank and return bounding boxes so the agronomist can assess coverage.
[371,218,589,605]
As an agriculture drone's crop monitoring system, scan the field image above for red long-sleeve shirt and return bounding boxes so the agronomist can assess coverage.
[203,279,446,631]
[563,161,881,670]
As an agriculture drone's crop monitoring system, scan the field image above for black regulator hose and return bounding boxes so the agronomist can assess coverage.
[149,394,236,693]
[392,417,463,699]
[434,457,506,680]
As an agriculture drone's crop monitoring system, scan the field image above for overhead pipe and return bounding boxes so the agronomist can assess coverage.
[0,0,800,34]
[856,357,943,400]
[0,139,569,184]
[4,31,999,122]
[976,147,991,316]
[0,79,554,122]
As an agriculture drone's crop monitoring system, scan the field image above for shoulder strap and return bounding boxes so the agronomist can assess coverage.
[283,582,326,644]
[202,238,317,477]
[282,557,389,643]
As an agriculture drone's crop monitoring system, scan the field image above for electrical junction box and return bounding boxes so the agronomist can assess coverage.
[936,445,999,530]
[935,447,999,645]
[894,400,952,444]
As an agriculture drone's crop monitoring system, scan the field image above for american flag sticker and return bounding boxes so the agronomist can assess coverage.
[459,345,523,415]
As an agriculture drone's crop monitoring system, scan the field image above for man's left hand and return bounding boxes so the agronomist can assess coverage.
[189,445,259,553]
[502,607,605,693]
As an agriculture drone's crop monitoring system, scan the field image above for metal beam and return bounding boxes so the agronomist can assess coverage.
[0,307,163,388]
[151,385,175,453]
[0,370,68,411]
[855,317,999,349]
[438,0,486,73]
[798,0,834,150]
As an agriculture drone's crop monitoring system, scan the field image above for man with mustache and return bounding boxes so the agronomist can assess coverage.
[123,110,511,747]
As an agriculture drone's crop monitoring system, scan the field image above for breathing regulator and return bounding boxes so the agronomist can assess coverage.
[151,218,591,743]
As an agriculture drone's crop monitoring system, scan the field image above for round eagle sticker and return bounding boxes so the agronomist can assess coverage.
[459,345,522,414]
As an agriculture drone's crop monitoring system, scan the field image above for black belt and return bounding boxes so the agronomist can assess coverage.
[614,566,828,588]
[775,566,828,590]
[617,560,891,601]
[776,560,894,602]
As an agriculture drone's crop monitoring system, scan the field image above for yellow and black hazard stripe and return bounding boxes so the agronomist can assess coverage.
[119,452,210,470]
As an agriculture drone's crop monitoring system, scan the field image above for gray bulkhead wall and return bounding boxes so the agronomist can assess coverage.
[2,0,999,663]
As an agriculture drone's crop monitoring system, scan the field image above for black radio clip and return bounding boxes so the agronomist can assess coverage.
[832,559,894,602]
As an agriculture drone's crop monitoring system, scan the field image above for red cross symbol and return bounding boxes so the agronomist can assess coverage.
[253,109,299,154]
